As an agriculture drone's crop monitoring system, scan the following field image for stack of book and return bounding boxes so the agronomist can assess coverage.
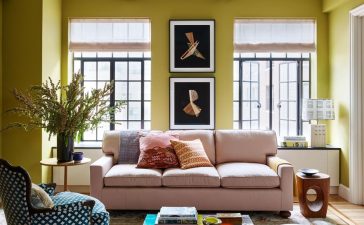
[216,213,242,225]
[156,207,199,225]
[281,136,308,148]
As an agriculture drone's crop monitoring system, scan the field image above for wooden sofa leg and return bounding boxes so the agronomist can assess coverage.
[279,211,291,218]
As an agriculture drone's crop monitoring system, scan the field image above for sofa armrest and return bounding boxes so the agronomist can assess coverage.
[267,156,294,210]
[90,155,113,200]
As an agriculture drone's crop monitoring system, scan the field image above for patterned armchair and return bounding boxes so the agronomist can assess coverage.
[0,159,109,225]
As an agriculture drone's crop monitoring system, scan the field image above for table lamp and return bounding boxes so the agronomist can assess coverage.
[302,99,335,147]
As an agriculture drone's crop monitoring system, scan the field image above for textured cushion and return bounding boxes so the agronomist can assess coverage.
[162,167,220,187]
[171,139,213,169]
[137,133,180,169]
[51,192,109,225]
[30,183,54,209]
[215,130,277,164]
[167,130,216,164]
[118,130,142,164]
[102,130,121,163]
[217,163,280,188]
[104,164,162,187]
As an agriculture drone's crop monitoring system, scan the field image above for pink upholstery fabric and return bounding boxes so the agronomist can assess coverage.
[162,167,220,187]
[104,164,162,187]
[217,163,280,188]
[215,130,277,164]
[90,155,114,199]
[102,131,121,163]
[167,130,216,164]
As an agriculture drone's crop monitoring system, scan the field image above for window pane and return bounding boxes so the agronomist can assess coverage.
[242,62,250,81]
[84,62,96,80]
[98,62,110,80]
[115,104,127,120]
[272,52,286,58]
[251,121,259,129]
[97,82,110,100]
[303,61,310,81]
[74,60,81,74]
[251,101,259,120]
[115,82,127,100]
[144,60,151,80]
[242,82,250,100]
[144,82,151,100]
[115,123,127,130]
[233,82,239,101]
[289,121,297,136]
[242,102,250,120]
[234,61,239,81]
[144,121,151,130]
[280,83,288,100]
[113,52,128,58]
[129,52,143,58]
[242,121,250,129]
[303,82,310,99]
[289,82,297,100]
[97,52,112,58]
[251,63,259,81]
[129,121,141,129]
[251,83,259,101]
[129,102,141,120]
[115,62,127,80]
[288,63,297,81]
[129,62,141,80]
[279,63,288,82]
[280,120,288,137]
[83,129,96,141]
[129,82,142,100]
[82,52,96,58]
[84,82,97,95]
[256,53,270,58]
[233,102,239,121]
[97,122,109,140]
[280,101,288,120]
[233,122,240,129]
[289,102,297,120]
[144,102,151,120]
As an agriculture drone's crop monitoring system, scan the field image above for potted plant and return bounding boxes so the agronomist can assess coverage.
[5,73,123,162]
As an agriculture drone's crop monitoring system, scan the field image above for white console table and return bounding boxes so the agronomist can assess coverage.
[277,146,340,194]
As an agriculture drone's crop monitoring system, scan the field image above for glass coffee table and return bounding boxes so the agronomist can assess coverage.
[142,214,253,225]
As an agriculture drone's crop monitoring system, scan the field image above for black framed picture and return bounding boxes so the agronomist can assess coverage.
[169,20,215,73]
[170,77,215,129]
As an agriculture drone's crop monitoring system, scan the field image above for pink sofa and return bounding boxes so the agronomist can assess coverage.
[90,130,293,215]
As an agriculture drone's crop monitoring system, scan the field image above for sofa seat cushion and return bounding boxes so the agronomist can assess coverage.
[217,163,280,188]
[104,164,162,187]
[162,167,220,187]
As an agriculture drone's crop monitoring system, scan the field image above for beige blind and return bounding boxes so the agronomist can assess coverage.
[234,19,316,52]
[69,19,151,52]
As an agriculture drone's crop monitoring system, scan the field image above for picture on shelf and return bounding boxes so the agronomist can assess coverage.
[170,77,215,129]
[170,20,215,72]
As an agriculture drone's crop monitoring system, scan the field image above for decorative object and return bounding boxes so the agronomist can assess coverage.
[137,133,180,169]
[0,159,110,225]
[203,216,222,225]
[302,99,335,147]
[30,183,54,209]
[170,77,215,129]
[72,152,84,162]
[5,73,123,162]
[170,20,215,72]
[40,157,91,191]
[170,139,213,169]
[296,172,330,218]
[298,168,319,176]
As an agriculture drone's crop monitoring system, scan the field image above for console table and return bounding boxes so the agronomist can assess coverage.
[277,146,340,194]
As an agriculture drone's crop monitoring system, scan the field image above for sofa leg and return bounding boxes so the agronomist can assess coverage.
[279,211,291,218]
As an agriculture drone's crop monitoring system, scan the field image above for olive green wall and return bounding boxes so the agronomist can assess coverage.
[62,0,330,131]
[2,0,61,183]
[327,0,364,187]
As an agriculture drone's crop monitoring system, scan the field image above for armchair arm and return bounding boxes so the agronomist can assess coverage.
[267,156,294,210]
[90,155,113,199]
[38,183,56,196]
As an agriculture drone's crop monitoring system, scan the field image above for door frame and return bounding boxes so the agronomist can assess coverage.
[349,4,364,204]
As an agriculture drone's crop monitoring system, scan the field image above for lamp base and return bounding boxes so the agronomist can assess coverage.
[310,124,326,147]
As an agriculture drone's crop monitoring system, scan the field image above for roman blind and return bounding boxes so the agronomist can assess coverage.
[69,19,151,52]
[234,19,316,52]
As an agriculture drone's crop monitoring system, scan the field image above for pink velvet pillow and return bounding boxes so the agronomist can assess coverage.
[136,133,180,168]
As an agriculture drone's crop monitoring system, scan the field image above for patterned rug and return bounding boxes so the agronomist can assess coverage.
[0,204,349,225]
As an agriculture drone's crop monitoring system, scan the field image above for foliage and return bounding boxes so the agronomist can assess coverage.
[5,73,123,141]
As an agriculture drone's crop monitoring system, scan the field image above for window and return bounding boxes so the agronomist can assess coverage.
[233,19,315,138]
[70,19,151,141]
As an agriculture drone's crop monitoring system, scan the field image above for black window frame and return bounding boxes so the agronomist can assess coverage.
[73,52,151,142]
[233,53,311,136]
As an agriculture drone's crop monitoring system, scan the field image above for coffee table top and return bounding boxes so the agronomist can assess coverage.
[143,214,253,225]
[40,157,91,167]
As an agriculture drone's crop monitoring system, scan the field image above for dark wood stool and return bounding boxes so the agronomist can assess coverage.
[296,172,330,218]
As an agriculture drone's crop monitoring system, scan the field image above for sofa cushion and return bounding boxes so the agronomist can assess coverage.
[167,130,216,164]
[162,167,220,187]
[104,164,162,187]
[217,163,280,188]
[215,130,277,164]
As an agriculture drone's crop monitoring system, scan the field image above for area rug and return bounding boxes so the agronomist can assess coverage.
[0,204,349,225]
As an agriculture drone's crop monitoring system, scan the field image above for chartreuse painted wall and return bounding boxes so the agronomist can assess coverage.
[326,0,364,187]
[2,0,61,183]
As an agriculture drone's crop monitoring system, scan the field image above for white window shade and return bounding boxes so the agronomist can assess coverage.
[69,19,151,52]
[234,19,316,52]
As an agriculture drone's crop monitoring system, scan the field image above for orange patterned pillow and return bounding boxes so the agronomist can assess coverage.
[170,139,213,169]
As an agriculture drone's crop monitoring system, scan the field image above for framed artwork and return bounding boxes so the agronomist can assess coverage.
[169,20,215,73]
[170,77,215,129]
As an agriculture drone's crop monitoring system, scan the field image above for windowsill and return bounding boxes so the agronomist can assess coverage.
[52,141,102,150]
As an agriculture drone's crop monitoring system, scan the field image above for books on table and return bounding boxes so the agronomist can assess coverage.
[157,207,198,225]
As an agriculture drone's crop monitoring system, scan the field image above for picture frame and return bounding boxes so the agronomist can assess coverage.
[169,20,215,73]
[170,77,215,129]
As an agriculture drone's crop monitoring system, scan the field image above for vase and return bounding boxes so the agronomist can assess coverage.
[57,133,74,162]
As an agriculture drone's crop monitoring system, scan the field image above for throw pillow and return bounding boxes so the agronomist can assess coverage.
[30,183,54,209]
[170,139,213,169]
[117,130,143,164]
[137,133,180,168]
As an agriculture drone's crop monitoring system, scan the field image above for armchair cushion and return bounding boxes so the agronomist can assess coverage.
[51,192,109,225]
[30,183,54,209]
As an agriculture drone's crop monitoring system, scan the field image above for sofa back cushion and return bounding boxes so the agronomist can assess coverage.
[215,130,277,164]
[167,130,216,164]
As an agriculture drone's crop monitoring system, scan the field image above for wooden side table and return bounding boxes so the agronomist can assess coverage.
[40,157,91,191]
[296,172,330,218]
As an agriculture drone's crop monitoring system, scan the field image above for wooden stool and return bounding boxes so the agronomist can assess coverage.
[296,172,330,218]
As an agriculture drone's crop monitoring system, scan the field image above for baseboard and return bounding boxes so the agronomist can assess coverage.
[339,184,350,201]
[330,186,339,194]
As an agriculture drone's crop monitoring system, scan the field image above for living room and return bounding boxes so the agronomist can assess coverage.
[0,0,364,224]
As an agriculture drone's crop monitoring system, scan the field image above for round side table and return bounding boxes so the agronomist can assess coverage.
[40,157,91,192]
[296,172,330,218]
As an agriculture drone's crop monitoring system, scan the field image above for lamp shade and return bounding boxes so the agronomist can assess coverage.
[302,99,335,121]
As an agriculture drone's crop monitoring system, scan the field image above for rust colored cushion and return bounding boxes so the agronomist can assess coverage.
[170,139,213,169]
[137,133,180,169]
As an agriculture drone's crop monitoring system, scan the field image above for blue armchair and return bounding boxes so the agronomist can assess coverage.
[0,159,109,225]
